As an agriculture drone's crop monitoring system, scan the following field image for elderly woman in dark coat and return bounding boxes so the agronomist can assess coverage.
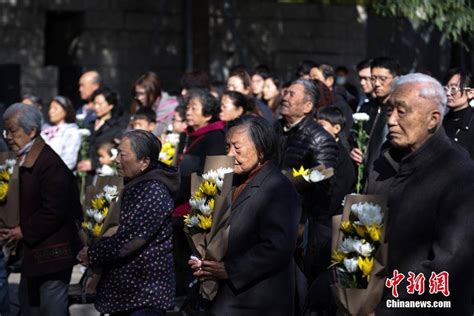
[189,116,301,315]
[78,130,179,316]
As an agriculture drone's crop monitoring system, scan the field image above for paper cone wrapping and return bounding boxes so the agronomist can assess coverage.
[0,152,19,228]
[331,194,388,316]
[185,155,234,300]
[283,165,334,191]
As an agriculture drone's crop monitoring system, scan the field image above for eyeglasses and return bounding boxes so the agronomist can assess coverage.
[444,86,467,95]
[370,75,393,83]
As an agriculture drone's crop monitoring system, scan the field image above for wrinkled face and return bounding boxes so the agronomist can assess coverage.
[135,85,147,106]
[227,76,250,95]
[219,95,243,122]
[115,137,149,179]
[79,76,98,101]
[387,83,441,152]
[445,74,471,110]
[262,78,279,101]
[358,67,373,94]
[227,126,259,175]
[186,97,211,129]
[172,112,187,133]
[48,100,67,125]
[132,119,155,132]
[4,116,36,153]
[94,94,114,119]
[371,67,395,100]
[98,148,113,166]
[280,83,313,123]
[251,74,265,95]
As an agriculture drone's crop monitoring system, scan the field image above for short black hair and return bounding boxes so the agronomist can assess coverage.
[444,68,473,96]
[227,115,280,163]
[174,105,187,121]
[296,60,317,78]
[186,88,220,122]
[253,64,271,79]
[356,59,373,72]
[371,57,401,77]
[92,86,123,118]
[222,90,255,114]
[317,106,346,131]
[132,107,156,123]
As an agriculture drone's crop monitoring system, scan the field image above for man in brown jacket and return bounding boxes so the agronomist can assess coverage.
[0,103,82,315]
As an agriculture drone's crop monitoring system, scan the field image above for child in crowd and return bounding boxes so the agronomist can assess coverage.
[158,105,188,166]
[316,106,356,249]
[96,142,118,176]
[131,107,157,133]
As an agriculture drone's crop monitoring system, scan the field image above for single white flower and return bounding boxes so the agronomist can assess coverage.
[103,185,119,202]
[353,113,370,122]
[186,216,200,228]
[339,236,362,254]
[76,113,86,121]
[303,169,325,183]
[98,165,116,176]
[215,178,224,191]
[78,128,91,137]
[159,152,171,161]
[202,170,219,184]
[86,208,97,218]
[343,257,359,273]
[94,212,105,223]
[216,167,233,179]
[199,203,213,216]
[189,197,206,211]
[351,202,383,226]
[110,148,118,161]
[166,133,180,146]
[357,242,375,257]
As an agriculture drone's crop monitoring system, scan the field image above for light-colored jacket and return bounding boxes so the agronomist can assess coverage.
[41,123,82,170]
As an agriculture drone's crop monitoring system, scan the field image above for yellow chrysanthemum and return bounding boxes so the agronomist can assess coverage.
[81,221,90,230]
[0,182,8,202]
[183,214,191,226]
[200,181,217,196]
[292,166,309,177]
[353,223,367,238]
[331,250,347,264]
[358,256,374,280]
[102,207,109,217]
[366,224,382,242]
[93,223,103,237]
[91,197,107,210]
[193,190,204,200]
[197,214,212,230]
[207,198,215,211]
[0,169,10,182]
[340,220,354,234]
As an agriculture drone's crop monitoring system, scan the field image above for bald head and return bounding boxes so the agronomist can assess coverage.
[79,71,101,101]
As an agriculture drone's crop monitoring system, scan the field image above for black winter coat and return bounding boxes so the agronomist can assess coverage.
[366,128,474,315]
[210,162,300,316]
[443,106,474,159]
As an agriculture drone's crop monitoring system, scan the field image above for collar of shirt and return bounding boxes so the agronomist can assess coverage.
[17,138,36,166]
[283,116,305,132]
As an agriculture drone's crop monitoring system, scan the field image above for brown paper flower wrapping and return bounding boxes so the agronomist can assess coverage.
[331,194,388,316]
[185,155,235,301]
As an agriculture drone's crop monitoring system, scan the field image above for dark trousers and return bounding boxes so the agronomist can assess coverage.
[110,308,166,316]
[19,268,72,316]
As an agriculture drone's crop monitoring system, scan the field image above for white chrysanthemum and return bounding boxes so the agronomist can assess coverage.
[159,152,171,161]
[189,197,206,211]
[94,212,105,223]
[86,209,97,218]
[339,236,362,254]
[98,165,116,176]
[343,257,359,273]
[103,185,119,202]
[202,170,219,184]
[216,167,233,179]
[199,203,213,216]
[166,133,180,146]
[357,242,374,257]
[76,113,86,121]
[351,202,383,226]
[110,148,118,160]
[215,178,224,190]
[353,113,370,122]
[303,169,325,183]
[78,128,91,137]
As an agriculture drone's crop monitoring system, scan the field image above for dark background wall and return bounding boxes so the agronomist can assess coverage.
[0,0,468,110]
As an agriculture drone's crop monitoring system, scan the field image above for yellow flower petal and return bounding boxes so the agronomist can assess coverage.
[0,182,8,202]
[200,181,217,196]
[207,198,215,211]
[331,250,347,264]
[0,170,10,182]
[340,220,354,234]
[358,256,374,280]
[197,214,212,230]
[91,197,107,210]
[93,223,103,237]
[353,223,367,238]
[193,190,204,200]
[366,225,382,242]
[292,165,309,177]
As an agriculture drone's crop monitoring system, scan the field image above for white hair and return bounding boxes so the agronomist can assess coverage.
[391,73,447,118]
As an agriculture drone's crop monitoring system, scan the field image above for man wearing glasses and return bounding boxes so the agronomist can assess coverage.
[442,68,474,158]
[351,56,401,174]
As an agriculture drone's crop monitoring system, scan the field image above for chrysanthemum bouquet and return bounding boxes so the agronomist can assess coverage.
[0,153,19,228]
[0,159,16,204]
[159,133,180,166]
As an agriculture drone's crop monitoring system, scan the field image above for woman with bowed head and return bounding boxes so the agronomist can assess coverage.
[78,130,179,315]
[41,95,81,169]
[219,90,255,122]
[77,87,128,180]
[189,115,301,315]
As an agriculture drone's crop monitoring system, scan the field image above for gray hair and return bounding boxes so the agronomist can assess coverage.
[123,130,162,168]
[292,79,319,110]
[3,103,43,135]
[391,73,447,117]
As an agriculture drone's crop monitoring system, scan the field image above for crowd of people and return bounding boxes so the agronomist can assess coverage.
[0,55,471,316]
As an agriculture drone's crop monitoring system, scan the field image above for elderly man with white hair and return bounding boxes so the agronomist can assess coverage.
[366,73,474,315]
[0,103,82,316]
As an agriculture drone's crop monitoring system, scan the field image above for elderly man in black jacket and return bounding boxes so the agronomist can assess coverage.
[366,73,474,315]
[0,103,82,316]
[276,79,338,287]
